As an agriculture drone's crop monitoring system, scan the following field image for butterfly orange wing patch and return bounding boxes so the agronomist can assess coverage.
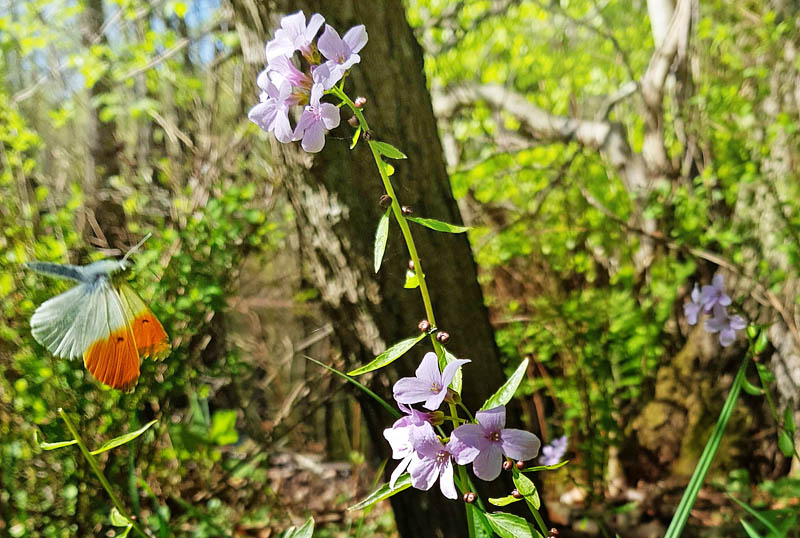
[117,282,170,360]
[84,326,140,391]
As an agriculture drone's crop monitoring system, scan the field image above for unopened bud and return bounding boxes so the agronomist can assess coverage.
[502,460,513,471]
[436,331,450,344]
[363,130,374,141]
[379,194,392,208]
[755,330,769,354]
[511,489,521,499]
[408,259,415,271]
[354,96,367,108]
[418,319,431,333]
[463,492,477,503]
[516,460,526,470]
[746,325,758,340]
[548,529,559,538]
[428,411,445,426]
[348,115,359,127]
[401,206,413,216]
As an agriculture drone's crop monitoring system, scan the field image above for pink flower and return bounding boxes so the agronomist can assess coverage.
[247,73,293,143]
[292,83,340,153]
[266,11,325,63]
[317,24,368,81]
[393,352,470,411]
[407,423,478,499]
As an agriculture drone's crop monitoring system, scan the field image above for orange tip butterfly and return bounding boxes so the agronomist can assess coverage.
[25,235,170,391]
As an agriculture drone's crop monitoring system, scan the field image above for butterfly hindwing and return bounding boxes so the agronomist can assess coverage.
[82,279,140,391]
[116,282,170,360]
[30,283,95,360]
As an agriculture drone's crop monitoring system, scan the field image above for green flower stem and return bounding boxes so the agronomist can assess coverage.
[530,505,549,536]
[332,87,445,361]
[663,357,749,538]
[755,360,800,462]
[450,403,476,538]
[59,408,149,538]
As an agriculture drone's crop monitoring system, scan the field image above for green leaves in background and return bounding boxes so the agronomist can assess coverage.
[35,420,158,455]
[348,474,412,511]
[282,517,314,538]
[209,410,238,446]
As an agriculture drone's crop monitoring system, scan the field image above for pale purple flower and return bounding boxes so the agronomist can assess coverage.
[450,406,541,481]
[266,11,325,64]
[247,75,293,143]
[407,422,478,499]
[317,24,368,81]
[292,83,340,153]
[684,284,702,326]
[384,406,431,488]
[268,55,312,90]
[700,273,731,314]
[393,352,470,411]
[539,435,568,466]
[705,304,747,347]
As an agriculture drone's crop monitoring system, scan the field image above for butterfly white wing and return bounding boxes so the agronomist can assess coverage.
[30,283,100,359]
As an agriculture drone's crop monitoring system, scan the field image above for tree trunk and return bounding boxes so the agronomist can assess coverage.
[231,0,520,535]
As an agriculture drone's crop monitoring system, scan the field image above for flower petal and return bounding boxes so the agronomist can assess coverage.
[273,110,293,143]
[472,443,503,481]
[422,389,447,411]
[409,455,438,491]
[394,376,436,406]
[447,433,480,465]
[317,24,343,62]
[301,121,326,153]
[438,460,457,499]
[476,406,506,432]
[500,428,541,462]
[451,423,490,452]
[415,352,442,385]
[304,13,325,42]
[319,103,340,129]
[719,328,736,347]
[343,24,368,53]
[441,358,470,388]
[390,453,412,488]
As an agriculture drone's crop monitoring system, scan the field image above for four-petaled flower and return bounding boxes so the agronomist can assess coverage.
[318,24,368,81]
[705,304,747,347]
[247,74,294,143]
[266,11,325,64]
[451,406,541,481]
[539,435,568,466]
[292,83,340,153]
[407,422,478,499]
[393,352,470,411]
[383,403,436,487]
[700,274,731,314]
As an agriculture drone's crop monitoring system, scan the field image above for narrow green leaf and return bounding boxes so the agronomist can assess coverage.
[285,517,315,538]
[348,473,412,511]
[520,460,569,473]
[348,334,425,376]
[484,512,541,538]
[89,420,158,455]
[304,355,399,418]
[513,470,541,511]
[350,126,361,149]
[740,519,763,538]
[489,495,522,507]
[372,141,407,159]
[110,507,131,527]
[729,494,780,536]
[473,509,495,538]
[784,405,796,435]
[404,270,420,289]
[480,358,529,411]
[778,430,795,457]
[443,347,463,394]
[756,362,776,384]
[34,430,77,451]
[407,216,469,233]
[374,209,390,273]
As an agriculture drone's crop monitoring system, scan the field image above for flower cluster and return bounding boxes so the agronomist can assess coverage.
[248,12,368,152]
[684,273,747,347]
[384,352,541,499]
[539,435,568,466]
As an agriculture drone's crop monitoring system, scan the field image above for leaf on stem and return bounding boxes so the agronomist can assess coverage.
[284,517,315,538]
[348,334,426,376]
[109,507,131,527]
[351,126,362,149]
[480,358,529,411]
[513,469,541,511]
[89,420,158,455]
[443,347,463,395]
[484,512,542,538]
[34,430,77,451]
[374,208,390,273]
[519,460,569,473]
[407,216,469,233]
[372,141,407,159]
[489,495,523,507]
[403,270,420,289]
[348,473,412,511]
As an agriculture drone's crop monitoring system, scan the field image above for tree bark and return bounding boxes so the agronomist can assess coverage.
[231,0,520,535]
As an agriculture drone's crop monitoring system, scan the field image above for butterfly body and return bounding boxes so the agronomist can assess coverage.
[26,259,169,391]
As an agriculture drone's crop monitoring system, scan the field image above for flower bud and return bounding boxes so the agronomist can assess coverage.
[502,460,513,471]
[436,331,450,344]
[408,259,415,271]
[746,325,758,340]
[511,489,521,499]
[428,411,445,426]
[418,319,431,333]
[516,460,526,470]
[444,388,460,405]
[755,330,769,354]
[363,130,374,141]
[463,492,476,503]
[548,529,559,537]
[354,96,367,108]
[348,115,359,127]
[401,205,413,216]
[379,194,392,208]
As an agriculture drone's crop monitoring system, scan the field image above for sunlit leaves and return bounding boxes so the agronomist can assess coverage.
[348,334,426,376]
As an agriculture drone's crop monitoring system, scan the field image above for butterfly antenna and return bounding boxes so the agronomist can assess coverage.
[121,232,152,264]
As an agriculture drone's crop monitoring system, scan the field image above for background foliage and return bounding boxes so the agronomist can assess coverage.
[1,0,799,536]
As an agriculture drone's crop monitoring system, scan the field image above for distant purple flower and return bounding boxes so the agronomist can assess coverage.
[407,422,478,499]
[248,75,294,143]
[393,352,470,411]
[292,83,340,153]
[450,406,541,481]
[317,24,368,81]
[684,284,702,326]
[539,435,568,466]
[705,304,747,347]
[266,11,325,63]
[700,274,731,314]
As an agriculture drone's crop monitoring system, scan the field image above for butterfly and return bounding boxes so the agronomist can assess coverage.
[25,244,169,391]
